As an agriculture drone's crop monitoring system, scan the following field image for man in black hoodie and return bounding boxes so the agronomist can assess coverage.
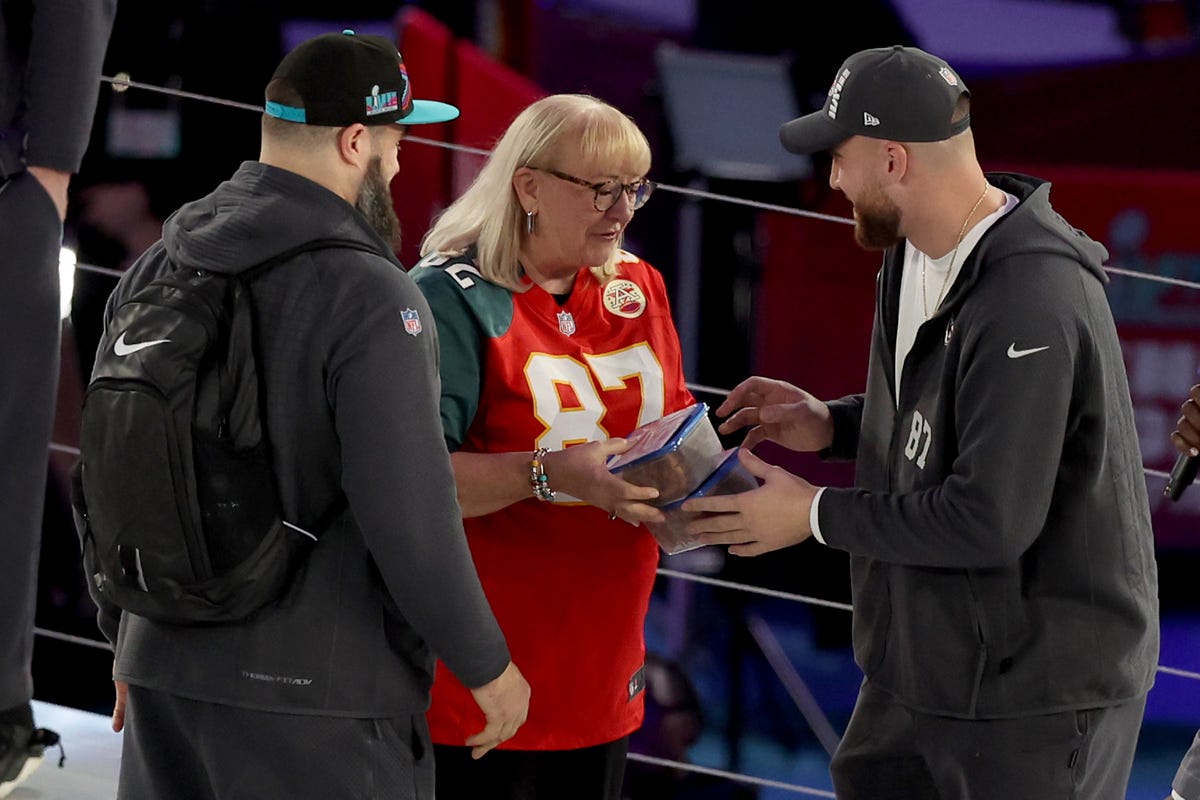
[0,1,116,795]
[90,31,529,799]
[685,46,1158,799]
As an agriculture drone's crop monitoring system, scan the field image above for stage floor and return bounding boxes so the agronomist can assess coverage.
[11,701,120,800]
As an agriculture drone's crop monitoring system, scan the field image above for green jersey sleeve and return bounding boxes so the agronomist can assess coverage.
[411,256,514,450]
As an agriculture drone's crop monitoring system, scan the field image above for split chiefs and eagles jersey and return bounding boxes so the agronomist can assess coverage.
[410,249,693,750]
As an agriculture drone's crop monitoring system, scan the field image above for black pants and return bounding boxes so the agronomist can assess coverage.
[830,681,1147,800]
[433,737,628,800]
[118,685,434,800]
[0,171,62,711]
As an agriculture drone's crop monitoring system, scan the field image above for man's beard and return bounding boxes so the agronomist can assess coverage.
[852,182,902,250]
[356,156,400,249]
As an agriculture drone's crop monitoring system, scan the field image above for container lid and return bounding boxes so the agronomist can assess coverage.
[606,403,710,473]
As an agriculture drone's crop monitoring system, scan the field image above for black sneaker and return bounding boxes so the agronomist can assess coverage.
[0,704,62,799]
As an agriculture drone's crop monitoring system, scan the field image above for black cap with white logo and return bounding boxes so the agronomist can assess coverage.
[779,45,970,155]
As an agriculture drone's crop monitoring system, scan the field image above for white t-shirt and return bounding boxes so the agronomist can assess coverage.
[809,188,1018,544]
[894,189,1019,403]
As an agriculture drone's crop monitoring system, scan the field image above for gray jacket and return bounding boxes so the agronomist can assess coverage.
[0,0,116,177]
[97,162,509,715]
[819,173,1159,718]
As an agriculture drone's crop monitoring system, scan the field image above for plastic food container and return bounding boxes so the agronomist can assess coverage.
[607,403,724,506]
[646,448,760,555]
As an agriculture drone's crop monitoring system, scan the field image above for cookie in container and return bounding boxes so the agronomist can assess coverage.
[606,403,723,506]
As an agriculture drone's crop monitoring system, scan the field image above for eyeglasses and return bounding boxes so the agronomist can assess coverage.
[533,167,654,212]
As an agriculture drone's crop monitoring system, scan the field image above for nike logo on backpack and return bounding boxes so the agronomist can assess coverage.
[114,332,171,357]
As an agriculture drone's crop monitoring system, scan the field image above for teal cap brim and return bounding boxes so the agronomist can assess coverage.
[401,99,459,125]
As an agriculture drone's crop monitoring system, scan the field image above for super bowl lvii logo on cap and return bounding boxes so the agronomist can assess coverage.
[365,84,400,117]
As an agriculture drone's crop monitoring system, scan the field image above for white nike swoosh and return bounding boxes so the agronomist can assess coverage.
[114,332,171,357]
[1007,343,1049,359]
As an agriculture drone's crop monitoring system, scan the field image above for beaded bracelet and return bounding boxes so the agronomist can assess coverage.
[530,447,556,502]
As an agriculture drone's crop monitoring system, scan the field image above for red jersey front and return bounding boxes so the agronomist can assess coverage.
[411,251,693,749]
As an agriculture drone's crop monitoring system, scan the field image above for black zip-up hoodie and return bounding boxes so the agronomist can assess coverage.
[98,162,509,715]
[818,173,1159,718]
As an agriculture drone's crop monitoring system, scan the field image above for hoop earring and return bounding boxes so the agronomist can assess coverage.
[525,210,536,235]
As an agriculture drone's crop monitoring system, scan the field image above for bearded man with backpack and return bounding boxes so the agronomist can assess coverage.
[73,31,529,799]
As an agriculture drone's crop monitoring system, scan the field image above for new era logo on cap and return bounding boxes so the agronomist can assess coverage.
[780,45,971,155]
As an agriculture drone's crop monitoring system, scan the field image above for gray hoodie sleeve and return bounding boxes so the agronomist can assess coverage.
[327,260,510,689]
[1177,732,1200,800]
[19,0,117,172]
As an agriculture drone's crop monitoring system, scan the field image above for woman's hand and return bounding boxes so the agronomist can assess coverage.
[543,439,665,524]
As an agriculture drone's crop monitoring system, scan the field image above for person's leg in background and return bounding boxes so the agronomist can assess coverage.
[0,170,64,797]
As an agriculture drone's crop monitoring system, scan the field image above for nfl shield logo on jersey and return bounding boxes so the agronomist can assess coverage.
[401,308,422,336]
[557,310,576,336]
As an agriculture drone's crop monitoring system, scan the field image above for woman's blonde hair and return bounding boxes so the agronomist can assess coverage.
[420,94,651,291]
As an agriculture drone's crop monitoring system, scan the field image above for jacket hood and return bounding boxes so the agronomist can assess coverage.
[161,161,396,274]
[975,172,1108,283]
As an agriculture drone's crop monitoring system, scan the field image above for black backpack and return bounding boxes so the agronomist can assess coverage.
[71,240,372,625]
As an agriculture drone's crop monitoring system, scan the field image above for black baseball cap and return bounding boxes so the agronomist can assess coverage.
[780,45,969,155]
[265,30,458,127]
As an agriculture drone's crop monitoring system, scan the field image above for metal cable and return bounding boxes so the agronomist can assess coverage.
[1105,267,1200,291]
[89,74,1200,288]
[1158,665,1200,682]
[656,568,854,612]
[33,627,113,652]
[626,752,837,797]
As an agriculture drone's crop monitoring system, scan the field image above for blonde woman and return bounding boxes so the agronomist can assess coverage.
[411,94,693,799]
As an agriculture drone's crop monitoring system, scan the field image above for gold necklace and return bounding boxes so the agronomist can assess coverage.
[921,183,991,319]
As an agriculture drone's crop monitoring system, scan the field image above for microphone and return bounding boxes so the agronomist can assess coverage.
[1164,452,1200,501]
